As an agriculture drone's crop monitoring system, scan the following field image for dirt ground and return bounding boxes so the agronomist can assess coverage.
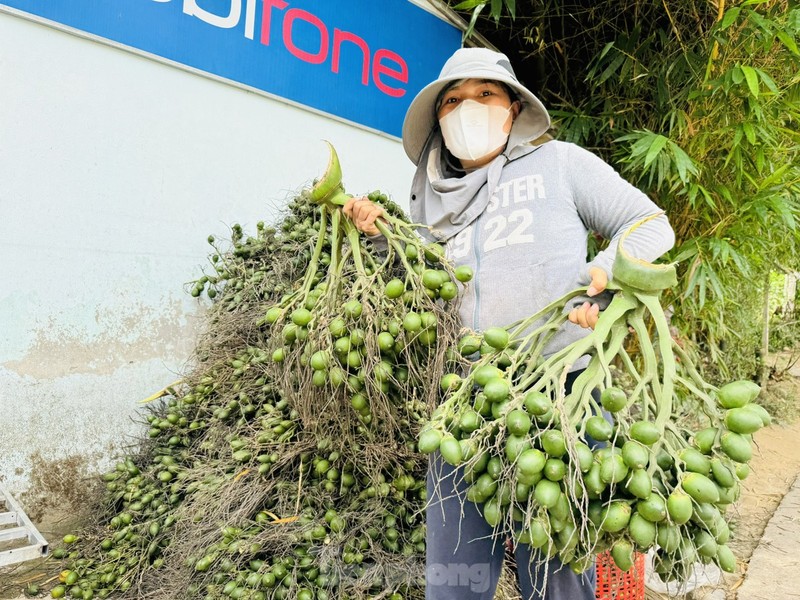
[3,364,800,600]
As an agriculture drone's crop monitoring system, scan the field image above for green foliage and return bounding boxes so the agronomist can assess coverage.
[768,272,800,353]
[449,0,800,382]
[769,316,800,354]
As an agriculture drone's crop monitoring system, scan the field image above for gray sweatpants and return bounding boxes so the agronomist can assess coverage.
[425,371,598,600]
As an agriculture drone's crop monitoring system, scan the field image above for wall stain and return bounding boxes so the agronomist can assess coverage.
[2,299,203,379]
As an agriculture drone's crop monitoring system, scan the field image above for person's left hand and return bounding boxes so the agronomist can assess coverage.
[568,266,608,329]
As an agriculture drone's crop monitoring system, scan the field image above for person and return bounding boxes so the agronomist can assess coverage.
[344,47,674,600]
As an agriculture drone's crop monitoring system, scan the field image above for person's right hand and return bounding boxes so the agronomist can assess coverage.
[343,197,386,237]
[568,266,608,329]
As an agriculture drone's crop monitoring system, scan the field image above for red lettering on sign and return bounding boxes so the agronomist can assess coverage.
[260,0,288,46]
[373,49,408,98]
[283,9,329,65]
[258,3,408,97]
[332,29,370,87]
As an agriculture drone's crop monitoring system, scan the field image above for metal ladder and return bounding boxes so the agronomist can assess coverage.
[0,483,49,567]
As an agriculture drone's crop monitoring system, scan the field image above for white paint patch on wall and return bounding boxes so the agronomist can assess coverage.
[0,361,189,493]
[0,13,415,499]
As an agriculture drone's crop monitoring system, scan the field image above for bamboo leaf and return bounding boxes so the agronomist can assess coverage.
[463,4,485,40]
[741,65,759,97]
[683,256,702,300]
[596,52,627,85]
[719,7,741,29]
[632,135,654,157]
[686,183,700,208]
[672,243,699,264]
[587,42,616,81]
[741,168,758,188]
[710,238,728,263]
[699,186,716,211]
[769,195,798,229]
[759,164,791,189]
[503,0,516,19]
[718,185,733,205]
[668,141,698,183]
[730,247,749,275]
[623,131,655,160]
[747,11,773,36]
[660,153,669,188]
[698,266,707,308]
[789,9,800,30]
[755,146,766,173]
[491,0,502,22]
[742,122,756,145]
[644,134,669,168]
[706,265,725,299]
[732,126,744,149]
[776,30,800,56]
[757,69,779,94]
[453,0,486,10]
[731,65,744,85]
[613,132,638,143]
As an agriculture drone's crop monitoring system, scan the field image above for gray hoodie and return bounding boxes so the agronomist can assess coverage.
[408,134,675,359]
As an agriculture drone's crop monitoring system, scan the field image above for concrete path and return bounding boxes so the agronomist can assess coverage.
[736,473,800,599]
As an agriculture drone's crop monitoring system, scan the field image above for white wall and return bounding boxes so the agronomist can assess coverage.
[0,12,416,506]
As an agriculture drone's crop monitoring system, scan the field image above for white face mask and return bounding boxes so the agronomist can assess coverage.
[438,99,512,161]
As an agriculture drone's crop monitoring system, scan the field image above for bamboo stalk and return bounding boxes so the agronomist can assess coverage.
[704,0,727,81]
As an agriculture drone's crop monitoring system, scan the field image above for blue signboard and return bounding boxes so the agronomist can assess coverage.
[0,0,462,137]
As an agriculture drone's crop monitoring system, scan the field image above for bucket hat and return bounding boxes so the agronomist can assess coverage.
[402,47,551,165]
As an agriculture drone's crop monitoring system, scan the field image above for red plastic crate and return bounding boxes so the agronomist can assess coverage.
[596,551,645,600]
